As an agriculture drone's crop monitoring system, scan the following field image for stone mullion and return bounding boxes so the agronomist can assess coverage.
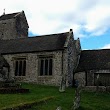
[23,60,26,76]
[43,59,45,75]
[18,60,20,76]
[21,60,24,76]
[47,59,49,75]
[14,60,17,76]
[39,59,41,76]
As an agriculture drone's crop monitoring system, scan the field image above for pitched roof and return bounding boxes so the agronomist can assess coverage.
[0,12,20,20]
[75,49,110,72]
[0,32,69,54]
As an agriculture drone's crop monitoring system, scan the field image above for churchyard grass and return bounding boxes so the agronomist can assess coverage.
[29,89,110,110]
[0,83,110,110]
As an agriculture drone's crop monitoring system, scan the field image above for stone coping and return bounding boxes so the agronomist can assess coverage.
[84,86,110,92]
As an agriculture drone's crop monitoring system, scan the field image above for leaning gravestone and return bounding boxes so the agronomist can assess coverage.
[59,74,66,92]
[71,78,84,110]
[72,87,81,110]
[56,106,62,110]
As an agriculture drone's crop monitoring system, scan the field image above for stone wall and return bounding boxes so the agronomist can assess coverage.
[66,34,82,87]
[0,19,17,40]
[86,70,110,86]
[75,69,110,87]
[67,35,78,86]
[86,70,94,86]
[16,12,28,38]
[84,86,110,92]
[95,70,110,73]
[0,12,28,40]
[74,72,85,86]
[3,51,64,86]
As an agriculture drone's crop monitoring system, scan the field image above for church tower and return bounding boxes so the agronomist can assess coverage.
[0,11,29,40]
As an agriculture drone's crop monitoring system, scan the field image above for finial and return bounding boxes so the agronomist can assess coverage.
[3,9,5,15]
[70,29,73,32]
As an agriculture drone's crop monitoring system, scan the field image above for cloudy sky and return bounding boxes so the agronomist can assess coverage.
[0,0,110,50]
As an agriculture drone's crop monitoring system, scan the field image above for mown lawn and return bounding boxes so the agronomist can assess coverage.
[0,83,110,110]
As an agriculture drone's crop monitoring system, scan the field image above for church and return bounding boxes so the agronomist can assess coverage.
[0,11,81,86]
[0,11,110,87]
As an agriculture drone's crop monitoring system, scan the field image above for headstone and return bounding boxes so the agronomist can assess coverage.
[72,87,81,110]
[72,79,84,110]
[59,75,66,92]
[56,106,62,110]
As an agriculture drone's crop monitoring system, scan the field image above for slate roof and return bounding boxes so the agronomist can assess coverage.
[0,32,69,54]
[0,12,19,20]
[75,49,110,72]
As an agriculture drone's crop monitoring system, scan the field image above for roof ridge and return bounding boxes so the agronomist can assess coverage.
[0,11,22,20]
[0,12,18,17]
[82,49,110,52]
[0,31,67,54]
[29,31,69,38]
[0,31,69,41]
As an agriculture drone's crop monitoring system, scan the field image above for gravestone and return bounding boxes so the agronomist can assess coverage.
[56,106,62,110]
[72,78,84,110]
[72,87,81,110]
[59,74,66,92]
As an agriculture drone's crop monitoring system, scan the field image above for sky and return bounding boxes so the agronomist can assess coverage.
[0,0,110,50]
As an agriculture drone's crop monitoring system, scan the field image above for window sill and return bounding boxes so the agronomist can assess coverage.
[14,76,26,77]
[38,75,53,78]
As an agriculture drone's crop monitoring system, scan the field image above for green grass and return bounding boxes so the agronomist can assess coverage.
[29,88,110,110]
[0,83,110,110]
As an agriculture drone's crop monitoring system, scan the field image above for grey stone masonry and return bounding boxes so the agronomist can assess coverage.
[0,11,28,40]
[67,33,77,86]
[86,71,94,86]
[3,51,64,86]
[0,11,79,87]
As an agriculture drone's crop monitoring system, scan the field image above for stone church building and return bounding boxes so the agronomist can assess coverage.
[0,11,110,87]
[0,11,81,86]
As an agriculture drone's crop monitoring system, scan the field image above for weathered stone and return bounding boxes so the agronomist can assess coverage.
[3,31,79,87]
[0,11,80,87]
[59,74,66,92]
[72,87,81,110]
[56,106,62,110]
[4,51,66,86]
[0,11,28,40]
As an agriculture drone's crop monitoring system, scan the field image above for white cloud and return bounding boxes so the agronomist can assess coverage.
[102,44,110,49]
[0,0,110,38]
[84,4,110,36]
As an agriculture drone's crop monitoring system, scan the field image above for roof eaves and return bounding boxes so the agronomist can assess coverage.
[1,49,65,55]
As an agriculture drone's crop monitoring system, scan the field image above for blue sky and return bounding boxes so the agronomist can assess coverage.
[80,30,110,49]
[0,0,110,50]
